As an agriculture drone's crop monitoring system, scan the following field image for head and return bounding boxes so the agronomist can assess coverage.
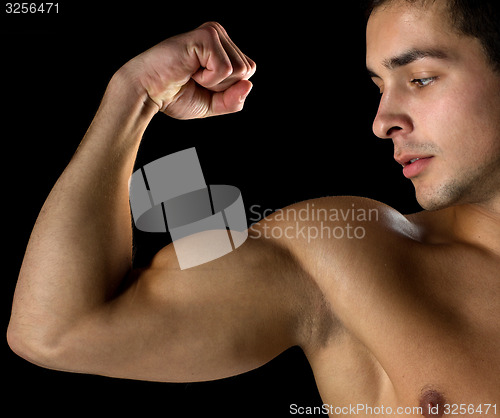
[365,0,500,211]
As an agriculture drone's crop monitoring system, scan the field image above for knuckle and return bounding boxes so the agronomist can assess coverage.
[197,21,223,36]
[201,21,222,28]
[205,21,223,30]
[231,60,247,77]
[232,55,256,78]
[241,59,257,79]
[221,62,234,78]
[248,58,257,71]
[195,23,219,41]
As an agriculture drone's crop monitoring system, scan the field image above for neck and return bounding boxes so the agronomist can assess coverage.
[449,198,500,256]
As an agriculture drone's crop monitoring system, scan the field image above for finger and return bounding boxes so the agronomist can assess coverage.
[207,23,256,90]
[210,22,254,79]
[241,54,257,82]
[190,23,234,89]
[192,22,256,92]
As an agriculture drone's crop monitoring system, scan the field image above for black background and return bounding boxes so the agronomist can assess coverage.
[2,1,422,416]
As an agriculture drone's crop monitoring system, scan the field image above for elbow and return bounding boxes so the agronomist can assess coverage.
[7,321,63,370]
[6,324,28,360]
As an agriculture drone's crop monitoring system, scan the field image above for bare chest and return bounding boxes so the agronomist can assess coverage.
[310,244,500,416]
[312,321,500,417]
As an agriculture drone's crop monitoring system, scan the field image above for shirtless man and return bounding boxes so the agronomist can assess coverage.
[7,0,500,416]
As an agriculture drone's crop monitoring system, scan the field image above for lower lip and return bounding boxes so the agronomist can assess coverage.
[402,157,433,179]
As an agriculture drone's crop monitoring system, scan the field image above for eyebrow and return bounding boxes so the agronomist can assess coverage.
[367,48,450,78]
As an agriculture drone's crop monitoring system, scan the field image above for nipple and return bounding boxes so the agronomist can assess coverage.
[419,389,446,417]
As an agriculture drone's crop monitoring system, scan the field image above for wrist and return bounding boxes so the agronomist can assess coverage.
[107,67,160,121]
[83,67,159,153]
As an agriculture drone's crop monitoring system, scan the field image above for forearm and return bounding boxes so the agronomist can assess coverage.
[9,70,158,352]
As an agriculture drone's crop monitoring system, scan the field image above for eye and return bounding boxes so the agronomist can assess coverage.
[411,77,437,88]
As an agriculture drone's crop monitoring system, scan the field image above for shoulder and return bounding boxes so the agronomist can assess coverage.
[249,196,419,274]
[245,197,426,356]
[251,196,418,236]
[286,195,417,234]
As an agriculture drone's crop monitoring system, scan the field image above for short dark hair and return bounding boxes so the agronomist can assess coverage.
[363,0,500,72]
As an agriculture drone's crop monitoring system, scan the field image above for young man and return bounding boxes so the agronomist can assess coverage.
[8,1,499,416]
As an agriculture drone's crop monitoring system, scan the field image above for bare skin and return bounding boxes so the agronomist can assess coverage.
[8,3,500,417]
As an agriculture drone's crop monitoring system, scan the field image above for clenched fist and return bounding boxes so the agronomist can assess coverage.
[118,22,256,119]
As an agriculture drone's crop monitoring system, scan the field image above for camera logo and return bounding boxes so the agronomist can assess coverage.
[129,148,248,269]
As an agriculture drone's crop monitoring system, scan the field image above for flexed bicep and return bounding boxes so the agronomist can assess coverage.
[46,231,317,383]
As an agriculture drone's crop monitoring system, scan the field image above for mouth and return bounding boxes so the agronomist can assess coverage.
[404,157,429,167]
[399,156,434,179]
[395,154,433,167]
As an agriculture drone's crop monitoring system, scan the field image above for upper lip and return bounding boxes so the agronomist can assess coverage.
[394,154,434,167]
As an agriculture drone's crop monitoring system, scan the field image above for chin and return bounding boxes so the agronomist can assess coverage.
[416,197,450,211]
[413,179,466,211]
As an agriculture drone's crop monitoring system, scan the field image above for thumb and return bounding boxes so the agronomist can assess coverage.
[209,80,253,117]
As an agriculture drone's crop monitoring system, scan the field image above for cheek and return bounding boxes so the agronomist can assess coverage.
[419,82,500,166]
[462,92,500,162]
[458,74,500,139]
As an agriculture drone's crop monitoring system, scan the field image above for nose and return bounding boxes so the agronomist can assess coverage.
[372,91,413,139]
